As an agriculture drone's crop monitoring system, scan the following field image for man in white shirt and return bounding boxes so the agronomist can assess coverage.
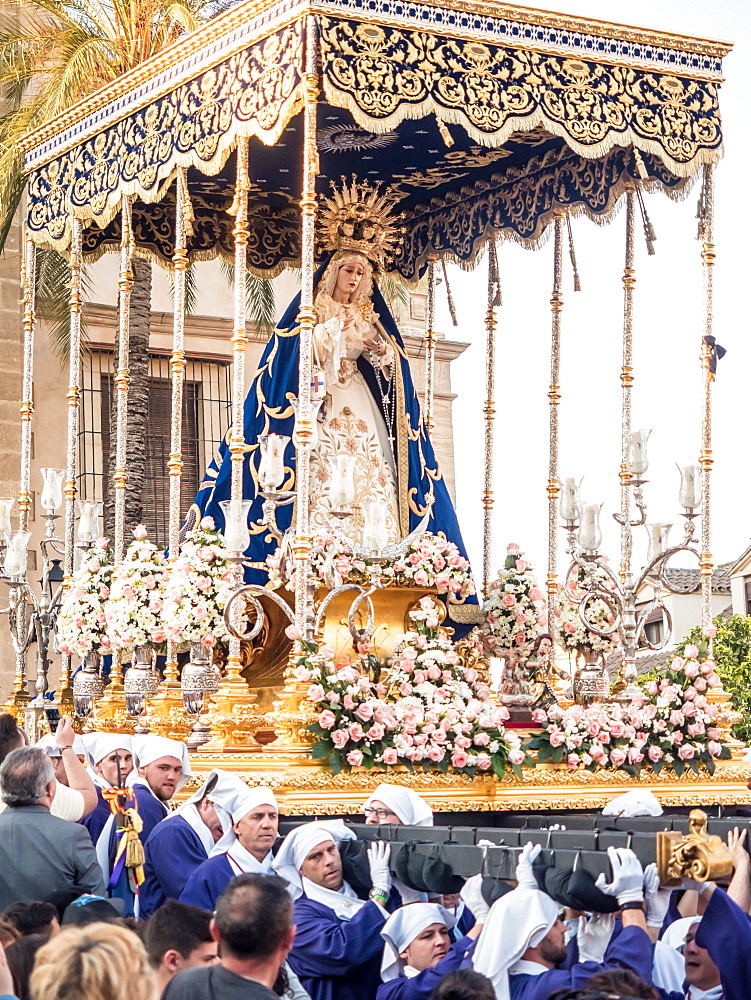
[0,715,97,821]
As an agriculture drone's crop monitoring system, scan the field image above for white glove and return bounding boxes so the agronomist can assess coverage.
[515,842,542,890]
[681,876,710,895]
[367,841,392,895]
[460,873,490,924]
[643,863,672,928]
[393,878,425,905]
[595,847,644,906]
[577,912,616,963]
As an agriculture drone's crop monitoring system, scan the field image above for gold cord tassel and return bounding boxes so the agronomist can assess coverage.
[441,260,458,326]
[566,215,581,292]
[636,187,656,255]
[435,116,454,148]
[632,148,650,181]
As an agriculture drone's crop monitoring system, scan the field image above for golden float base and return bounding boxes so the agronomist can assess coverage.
[181,751,751,815]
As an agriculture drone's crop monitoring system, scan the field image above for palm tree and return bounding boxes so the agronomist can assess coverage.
[0,0,235,540]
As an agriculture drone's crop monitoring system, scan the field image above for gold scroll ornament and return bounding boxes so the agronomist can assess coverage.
[656,808,733,886]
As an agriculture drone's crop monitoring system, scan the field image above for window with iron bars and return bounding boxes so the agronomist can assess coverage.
[78,351,231,547]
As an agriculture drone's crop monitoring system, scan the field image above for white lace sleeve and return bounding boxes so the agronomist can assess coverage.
[313,316,344,384]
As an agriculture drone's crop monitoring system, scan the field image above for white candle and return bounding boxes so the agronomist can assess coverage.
[219,499,251,554]
[77,500,103,543]
[646,522,672,563]
[578,502,603,552]
[4,532,30,579]
[258,434,289,491]
[40,468,65,512]
[0,498,14,543]
[678,464,700,509]
[559,477,581,522]
[626,428,651,477]
[329,454,357,508]
[362,500,388,552]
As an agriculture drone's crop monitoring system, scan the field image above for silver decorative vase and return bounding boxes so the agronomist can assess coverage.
[124,643,159,719]
[181,641,222,749]
[73,651,104,718]
[573,648,610,705]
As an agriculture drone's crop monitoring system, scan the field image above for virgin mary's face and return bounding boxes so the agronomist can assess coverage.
[333,259,366,302]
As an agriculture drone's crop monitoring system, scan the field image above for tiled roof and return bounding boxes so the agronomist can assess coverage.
[663,562,732,593]
[604,646,675,677]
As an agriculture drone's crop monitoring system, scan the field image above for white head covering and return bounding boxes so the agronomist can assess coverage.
[602,789,663,817]
[662,915,698,951]
[272,820,354,889]
[210,782,279,857]
[130,735,192,795]
[472,888,559,1000]
[363,784,433,827]
[36,732,86,757]
[81,733,134,787]
[381,903,455,982]
[153,770,250,856]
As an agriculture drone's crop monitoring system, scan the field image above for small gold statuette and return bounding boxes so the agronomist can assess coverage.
[656,808,734,885]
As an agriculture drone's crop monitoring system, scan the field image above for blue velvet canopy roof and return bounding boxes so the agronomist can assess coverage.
[22,0,731,278]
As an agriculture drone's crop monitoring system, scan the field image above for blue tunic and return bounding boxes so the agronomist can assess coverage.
[287,895,395,1000]
[376,936,475,1000]
[695,887,751,1000]
[140,814,209,918]
[508,925,653,1000]
[179,854,235,912]
[107,784,169,917]
[80,786,110,846]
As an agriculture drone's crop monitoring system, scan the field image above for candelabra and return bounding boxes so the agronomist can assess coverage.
[0,472,103,735]
[560,432,702,703]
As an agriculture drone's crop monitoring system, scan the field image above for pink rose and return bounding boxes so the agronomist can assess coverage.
[474,732,490,747]
[509,748,526,766]
[399,683,413,697]
[528,588,543,602]
[515,559,528,573]
[563,622,577,635]
[427,745,445,762]
[426,665,441,681]
[684,644,700,659]
[501,594,516,608]
[368,723,385,741]
[514,632,527,646]
[694,677,707,692]
[706,673,721,688]
[647,746,663,763]
[343,694,355,710]
[318,709,337,730]
[707,728,720,739]
[451,749,469,768]
[382,748,398,765]
[348,723,365,742]
[346,750,364,767]
[285,624,303,640]
[549,731,565,748]
[532,709,548,725]
[707,740,722,757]
[476,753,492,771]
[354,702,374,723]
[609,722,625,738]
[133,524,148,539]
[702,625,718,638]
[677,744,695,760]
[609,748,627,767]
[331,729,348,749]
[683,661,700,678]
[306,684,325,704]
[645,681,659,697]
[567,754,580,769]
[627,748,644,764]
[414,570,430,587]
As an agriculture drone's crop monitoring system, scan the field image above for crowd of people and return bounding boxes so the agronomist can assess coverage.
[0,712,749,1000]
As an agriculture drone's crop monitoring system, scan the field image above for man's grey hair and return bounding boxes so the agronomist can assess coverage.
[0,746,55,806]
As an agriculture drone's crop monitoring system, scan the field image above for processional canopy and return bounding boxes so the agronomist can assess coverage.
[21,0,730,275]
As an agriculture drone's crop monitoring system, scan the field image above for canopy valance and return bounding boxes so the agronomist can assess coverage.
[21,0,731,277]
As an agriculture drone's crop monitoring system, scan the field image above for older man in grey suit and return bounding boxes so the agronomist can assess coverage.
[0,746,105,910]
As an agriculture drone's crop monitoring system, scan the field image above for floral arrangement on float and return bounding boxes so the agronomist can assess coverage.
[557,572,621,658]
[302,597,529,778]
[523,642,730,777]
[56,537,114,658]
[476,543,547,655]
[160,516,234,651]
[266,530,474,599]
[103,525,169,651]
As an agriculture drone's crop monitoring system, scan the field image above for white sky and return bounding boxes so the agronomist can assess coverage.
[442,0,751,587]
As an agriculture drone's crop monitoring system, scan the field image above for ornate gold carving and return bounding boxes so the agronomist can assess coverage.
[657,809,733,885]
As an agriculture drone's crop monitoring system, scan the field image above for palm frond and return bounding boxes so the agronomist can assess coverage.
[166,261,198,315]
[35,246,91,362]
[379,273,410,315]
[220,260,277,334]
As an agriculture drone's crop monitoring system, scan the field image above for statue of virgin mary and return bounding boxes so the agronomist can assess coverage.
[188,179,478,630]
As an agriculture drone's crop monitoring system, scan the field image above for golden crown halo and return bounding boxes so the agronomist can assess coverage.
[318,176,403,268]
